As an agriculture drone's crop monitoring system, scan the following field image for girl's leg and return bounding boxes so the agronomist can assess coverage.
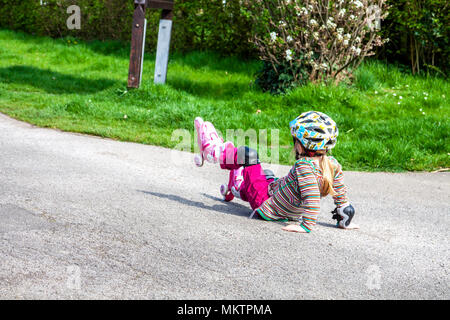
[193,117,271,207]
[240,164,272,210]
[194,117,232,166]
[220,166,244,202]
[193,117,240,201]
[220,146,272,209]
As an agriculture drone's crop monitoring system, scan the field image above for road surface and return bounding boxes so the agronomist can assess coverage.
[0,113,448,299]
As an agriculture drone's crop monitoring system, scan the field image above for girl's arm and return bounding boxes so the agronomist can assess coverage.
[330,157,359,230]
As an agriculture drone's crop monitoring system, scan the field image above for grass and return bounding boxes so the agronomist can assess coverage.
[0,29,448,172]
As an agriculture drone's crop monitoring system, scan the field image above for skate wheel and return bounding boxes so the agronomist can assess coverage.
[194,154,204,167]
[220,184,228,196]
[223,192,234,202]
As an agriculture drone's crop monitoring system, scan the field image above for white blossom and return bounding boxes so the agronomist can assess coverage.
[270,32,277,42]
[286,35,293,42]
[298,7,308,16]
[285,49,293,61]
[353,0,363,8]
[327,18,337,29]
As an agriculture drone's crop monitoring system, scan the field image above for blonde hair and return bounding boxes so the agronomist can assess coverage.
[316,151,336,197]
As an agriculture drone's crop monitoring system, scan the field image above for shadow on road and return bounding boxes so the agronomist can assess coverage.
[137,190,334,227]
[137,190,252,219]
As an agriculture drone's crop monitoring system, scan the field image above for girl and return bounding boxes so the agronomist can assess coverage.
[194,111,358,233]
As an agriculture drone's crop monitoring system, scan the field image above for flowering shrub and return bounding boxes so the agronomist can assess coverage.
[243,0,389,90]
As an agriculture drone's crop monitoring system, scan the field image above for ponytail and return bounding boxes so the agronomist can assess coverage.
[318,153,336,197]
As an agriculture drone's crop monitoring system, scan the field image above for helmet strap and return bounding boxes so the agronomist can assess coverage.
[293,137,318,158]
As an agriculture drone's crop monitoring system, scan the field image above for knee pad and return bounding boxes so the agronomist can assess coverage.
[263,169,276,181]
[237,146,260,167]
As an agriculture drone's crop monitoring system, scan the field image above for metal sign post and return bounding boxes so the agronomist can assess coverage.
[154,8,173,84]
[127,0,174,88]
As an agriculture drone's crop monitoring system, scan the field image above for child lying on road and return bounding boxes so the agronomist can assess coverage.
[193,111,359,233]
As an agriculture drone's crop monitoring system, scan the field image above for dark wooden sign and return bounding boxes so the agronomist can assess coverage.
[127,0,174,88]
[148,0,174,10]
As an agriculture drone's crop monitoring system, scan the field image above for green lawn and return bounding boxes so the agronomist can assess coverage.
[0,29,448,171]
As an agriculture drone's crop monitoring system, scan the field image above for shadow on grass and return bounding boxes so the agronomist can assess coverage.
[138,190,252,219]
[0,65,118,94]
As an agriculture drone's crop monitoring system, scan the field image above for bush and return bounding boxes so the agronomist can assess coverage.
[0,0,254,56]
[173,0,254,56]
[243,0,389,92]
[0,0,447,77]
[378,0,449,76]
[255,59,309,94]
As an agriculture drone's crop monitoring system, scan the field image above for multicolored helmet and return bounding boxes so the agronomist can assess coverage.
[289,111,339,151]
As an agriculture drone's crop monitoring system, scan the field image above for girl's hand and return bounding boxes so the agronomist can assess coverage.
[282,224,308,233]
[338,222,360,230]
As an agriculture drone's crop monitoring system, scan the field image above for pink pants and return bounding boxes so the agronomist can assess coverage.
[220,146,272,210]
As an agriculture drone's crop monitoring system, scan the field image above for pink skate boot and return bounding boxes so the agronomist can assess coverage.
[220,167,244,202]
[194,117,227,167]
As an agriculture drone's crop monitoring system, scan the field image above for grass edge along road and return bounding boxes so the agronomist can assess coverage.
[0,29,448,172]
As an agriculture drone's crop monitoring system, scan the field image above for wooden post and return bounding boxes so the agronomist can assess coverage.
[127,0,148,88]
[128,0,174,88]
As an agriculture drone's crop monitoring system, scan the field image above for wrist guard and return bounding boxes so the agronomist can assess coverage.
[331,203,355,228]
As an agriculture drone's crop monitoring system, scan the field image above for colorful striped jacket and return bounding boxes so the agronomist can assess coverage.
[256,156,348,232]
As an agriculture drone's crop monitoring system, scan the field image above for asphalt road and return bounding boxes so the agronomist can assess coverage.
[0,113,448,299]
